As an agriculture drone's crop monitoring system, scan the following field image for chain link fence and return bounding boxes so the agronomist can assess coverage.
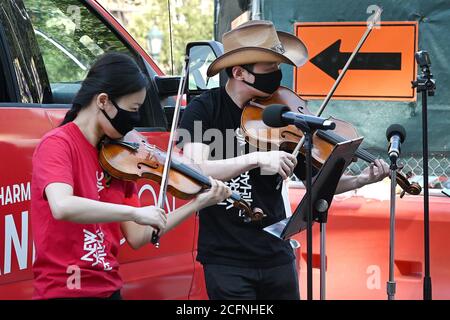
[345,152,450,190]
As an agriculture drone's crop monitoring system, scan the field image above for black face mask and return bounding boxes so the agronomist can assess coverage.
[242,66,282,95]
[101,100,140,136]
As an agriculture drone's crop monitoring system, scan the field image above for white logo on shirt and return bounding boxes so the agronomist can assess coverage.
[96,171,105,193]
[80,228,112,271]
[218,171,253,218]
[235,127,247,148]
[218,128,253,217]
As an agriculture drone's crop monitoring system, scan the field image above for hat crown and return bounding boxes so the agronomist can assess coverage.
[222,20,284,54]
[206,20,308,77]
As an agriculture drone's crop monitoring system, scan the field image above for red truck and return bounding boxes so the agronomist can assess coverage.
[0,0,213,300]
[0,0,449,300]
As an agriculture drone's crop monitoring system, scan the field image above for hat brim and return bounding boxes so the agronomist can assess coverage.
[207,31,308,77]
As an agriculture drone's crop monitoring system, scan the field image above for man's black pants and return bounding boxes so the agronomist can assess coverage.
[203,261,300,300]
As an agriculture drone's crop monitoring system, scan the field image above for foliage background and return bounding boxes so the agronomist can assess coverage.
[100,0,214,75]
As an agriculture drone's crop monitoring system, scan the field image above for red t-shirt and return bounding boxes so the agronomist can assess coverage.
[31,122,138,299]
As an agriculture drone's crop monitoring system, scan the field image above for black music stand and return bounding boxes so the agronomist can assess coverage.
[264,137,363,300]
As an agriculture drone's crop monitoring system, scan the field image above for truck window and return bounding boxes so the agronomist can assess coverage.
[23,0,133,100]
[0,40,9,102]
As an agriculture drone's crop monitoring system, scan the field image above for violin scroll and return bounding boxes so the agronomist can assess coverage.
[233,199,266,222]
[396,170,422,198]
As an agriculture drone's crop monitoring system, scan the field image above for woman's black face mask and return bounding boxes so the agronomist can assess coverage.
[242,66,282,95]
[101,100,140,136]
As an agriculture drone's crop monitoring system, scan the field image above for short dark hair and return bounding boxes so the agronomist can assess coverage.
[225,64,255,78]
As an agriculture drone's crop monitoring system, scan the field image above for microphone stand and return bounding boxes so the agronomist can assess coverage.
[387,157,398,300]
[412,51,436,300]
[293,118,337,300]
[293,119,314,300]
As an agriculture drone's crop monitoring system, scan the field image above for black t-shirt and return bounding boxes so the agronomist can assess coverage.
[178,86,301,268]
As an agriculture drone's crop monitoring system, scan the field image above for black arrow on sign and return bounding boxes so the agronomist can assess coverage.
[310,39,402,80]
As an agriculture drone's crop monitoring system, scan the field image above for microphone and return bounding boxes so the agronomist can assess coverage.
[386,124,406,162]
[262,104,336,131]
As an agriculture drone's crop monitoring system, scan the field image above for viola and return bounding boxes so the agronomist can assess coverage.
[241,86,422,197]
[99,130,265,222]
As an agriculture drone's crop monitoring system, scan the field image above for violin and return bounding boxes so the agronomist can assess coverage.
[241,86,422,197]
[98,130,265,222]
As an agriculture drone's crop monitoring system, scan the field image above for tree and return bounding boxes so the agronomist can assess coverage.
[128,0,214,75]
[24,0,130,83]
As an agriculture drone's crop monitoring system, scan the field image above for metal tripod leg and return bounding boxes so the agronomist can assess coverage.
[387,167,397,300]
[320,222,326,300]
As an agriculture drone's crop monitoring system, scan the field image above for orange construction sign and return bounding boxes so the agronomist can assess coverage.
[294,22,418,101]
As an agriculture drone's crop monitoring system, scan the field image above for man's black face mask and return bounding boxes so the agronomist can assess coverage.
[101,100,140,136]
[241,66,282,95]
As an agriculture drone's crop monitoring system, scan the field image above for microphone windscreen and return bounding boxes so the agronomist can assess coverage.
[262,104,291,128]
[386,124,406,143]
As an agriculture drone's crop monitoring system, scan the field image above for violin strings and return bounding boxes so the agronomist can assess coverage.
[318,130,377,163]
[358,149,376,162]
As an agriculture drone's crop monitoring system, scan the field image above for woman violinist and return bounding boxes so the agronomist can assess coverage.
[30,53,231,300]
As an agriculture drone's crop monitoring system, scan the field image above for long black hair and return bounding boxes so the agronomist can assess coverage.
[60,52,149,126]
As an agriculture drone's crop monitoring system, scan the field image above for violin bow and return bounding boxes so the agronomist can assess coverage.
[151,55,190,247]
[287,7,383,170]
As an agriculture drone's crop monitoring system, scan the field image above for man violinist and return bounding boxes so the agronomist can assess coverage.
[177,20,389,300]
